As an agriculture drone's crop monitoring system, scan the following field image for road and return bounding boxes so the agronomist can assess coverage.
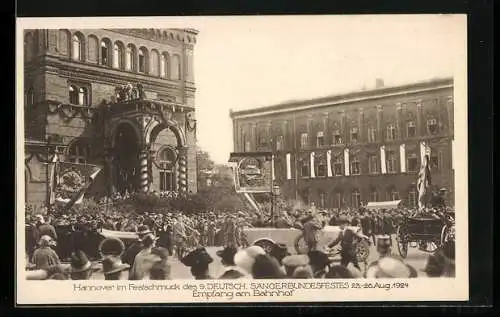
[67,241,431,280]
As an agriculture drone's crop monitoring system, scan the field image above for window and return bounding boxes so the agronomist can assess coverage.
[370,189,379,202]
[171,54,181,80]
[68,140,90,164]
[333,156,343,176]
[25,87,34,108]
[113,43,125,69]
[158,147,176,192]
[350,127,359,143]
[351,189,361,208]
[244,141,251,152]
[386,151,397,173]
[367,126,377,143]
[126,45,136,71]
[386,123,397,140]
[368,154,378,174]
[407,153,419,172]
[315,156,326,177]
[389,189,400,201]
[427,118,438,134]
[150,50,160,76]
[69,85,78,104]
[300,133,308,148]
[276,135,284,151]
[407,120,416,137]
[300,158,309,178]
[430,152,440,170]
[334,192,342,209]
[350,154,360,175]
[333,130,343,145]
[100,40,111,66]
[138,49,146,73]
[316,131,324,147]
[69,84,89,106]
[319,192,327,208]
[408,188,417,207]
[161,53,169,78]
[71,35,83,61]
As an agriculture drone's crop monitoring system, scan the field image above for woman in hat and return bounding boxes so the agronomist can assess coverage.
[216,246,248,279]
[102,256,130,280]
[69,250,99,280]
[282,254,310,278]
[32,235,60,270]
[129,231,158,280]
[181,247,214,280]
[365,256,418,278]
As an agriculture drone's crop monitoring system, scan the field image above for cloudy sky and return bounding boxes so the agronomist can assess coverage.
[20,15,467,164]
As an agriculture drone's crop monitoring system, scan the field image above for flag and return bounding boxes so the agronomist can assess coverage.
[285,153,292,180]
[48,152,59,205]
[417,154,432,211]
[344,148,350,176]
[326,150,332,177]
[59,166,102,212]
[310,152,316,178]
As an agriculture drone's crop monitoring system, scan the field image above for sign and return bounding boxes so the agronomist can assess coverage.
[228,152,273,193]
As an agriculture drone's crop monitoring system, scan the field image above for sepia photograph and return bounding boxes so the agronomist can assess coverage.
[17,15,468,304]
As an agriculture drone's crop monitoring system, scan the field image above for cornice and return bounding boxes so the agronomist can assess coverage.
[105,28,198,46]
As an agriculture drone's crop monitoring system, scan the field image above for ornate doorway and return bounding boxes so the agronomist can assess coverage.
[113,122,140,194]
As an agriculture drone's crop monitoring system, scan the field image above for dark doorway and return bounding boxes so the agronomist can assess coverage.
[113,123,139,195]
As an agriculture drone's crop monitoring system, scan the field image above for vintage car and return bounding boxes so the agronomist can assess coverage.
[242,224,371,262]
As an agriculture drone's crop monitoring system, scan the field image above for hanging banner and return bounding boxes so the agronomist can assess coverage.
[228,152,273,193]
[54,162,101,202]
[286,153,292,180]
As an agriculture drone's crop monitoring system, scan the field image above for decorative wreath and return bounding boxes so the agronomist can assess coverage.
[58,170,85,193]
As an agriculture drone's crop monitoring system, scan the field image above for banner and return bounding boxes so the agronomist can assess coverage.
[228,152,273,193]
[55,162,102,204]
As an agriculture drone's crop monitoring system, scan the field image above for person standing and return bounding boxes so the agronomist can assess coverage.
[129,232,158,280]
[32,235,60,270]
[302,211,326,252]
[326,216,361,270]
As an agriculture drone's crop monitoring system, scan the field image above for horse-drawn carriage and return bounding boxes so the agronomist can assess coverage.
[395,211,455,258]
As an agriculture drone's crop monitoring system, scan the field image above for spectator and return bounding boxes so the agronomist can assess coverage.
[32,235,60,270]
[216,245,247,279]
[181,247,214,280]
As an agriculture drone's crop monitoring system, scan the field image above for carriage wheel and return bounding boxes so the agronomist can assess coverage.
[294,233,309,254]
[355,240,370,262]
[396,225,408,258]
[254,239,276,254]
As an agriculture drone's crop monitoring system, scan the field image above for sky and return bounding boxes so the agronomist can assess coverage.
[190,15,466,164]
[19,15,467,164]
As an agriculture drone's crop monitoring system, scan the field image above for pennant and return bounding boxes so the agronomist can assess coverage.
[310,152,316,178]
[326,150,332,177]
[344,148,350,176]
[48,152,59,205]
[286,153,292,180]
[271,155,276,181]
[380,146,387,174]
[417,153,432,211]
[400,144,406,173]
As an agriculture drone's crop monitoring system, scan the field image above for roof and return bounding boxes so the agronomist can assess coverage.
[230,77,453,119]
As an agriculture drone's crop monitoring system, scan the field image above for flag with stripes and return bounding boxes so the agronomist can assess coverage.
[55,164,102,211]
[417,152,432,211]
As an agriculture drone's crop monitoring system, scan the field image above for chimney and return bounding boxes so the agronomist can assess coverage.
[375,78,384,89]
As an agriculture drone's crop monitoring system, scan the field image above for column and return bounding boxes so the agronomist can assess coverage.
[138,148,149,193]
[177,146,188,192]
[400,144,406,173]
[326,150,332,177]
[344,148,350,176]
[380,145,387,174]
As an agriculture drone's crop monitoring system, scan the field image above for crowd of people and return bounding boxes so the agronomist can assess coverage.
[25,197,455,281]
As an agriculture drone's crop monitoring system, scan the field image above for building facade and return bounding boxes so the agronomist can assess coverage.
[23,28,199,207]
[230,78,454,209]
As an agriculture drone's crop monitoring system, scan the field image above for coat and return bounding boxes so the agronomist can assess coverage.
[303,218,323,244]
[32,246,60,270]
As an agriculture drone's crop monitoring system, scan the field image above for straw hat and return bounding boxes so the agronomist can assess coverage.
[101,256,130,275]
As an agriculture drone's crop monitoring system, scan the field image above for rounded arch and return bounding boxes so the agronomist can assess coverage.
[171,54,181,80]
[160,52,170,78]
[100,37,113,66]
[113,40,126,69]
[138,46,149,73]
[150,49,160,76]
[147,120,186,148]
[58,29,71,57]
[126,43,137,71]
[109,119,142,149]
[156,144,178,163]
[71,31,86,61]
[87,34,99,63]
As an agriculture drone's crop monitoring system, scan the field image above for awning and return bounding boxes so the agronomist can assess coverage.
[365,200,402,210]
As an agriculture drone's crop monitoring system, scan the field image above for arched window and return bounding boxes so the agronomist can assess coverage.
[24,33,35,62]
[126,44,136,71]
[69,85,78,104]
[351,189,361,208]
[87,35,99,63]
[408,187,417,207]
[71,34,84,61]
[100,39,112,66]
[68,140,90,164]
[161,52,170,78]
[427,118,439,135]
[150,50,159,76]
[113,42,125,69]
[158,147,177,192]
[171,54,181,80]
[138,47,148,73]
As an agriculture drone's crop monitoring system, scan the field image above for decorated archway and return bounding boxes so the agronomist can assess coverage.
[112,122,141,194]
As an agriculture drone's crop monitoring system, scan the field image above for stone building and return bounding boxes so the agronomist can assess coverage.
[23,28,199,207]
[230,78,454,209]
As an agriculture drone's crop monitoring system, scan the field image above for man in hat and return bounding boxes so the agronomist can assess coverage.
[34,215,58,243]
[216,246,247,279]
[302,210,327,252]
[69,250,99,280]
[32,235,60,270]
[326,216,361,270]
[123,225,153,266]
[102,256,130,280]
[181,247,214,280]
[129,230,158,280]
[269,243,290,266]
[365,255,417,278]
[172,215,188,259]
